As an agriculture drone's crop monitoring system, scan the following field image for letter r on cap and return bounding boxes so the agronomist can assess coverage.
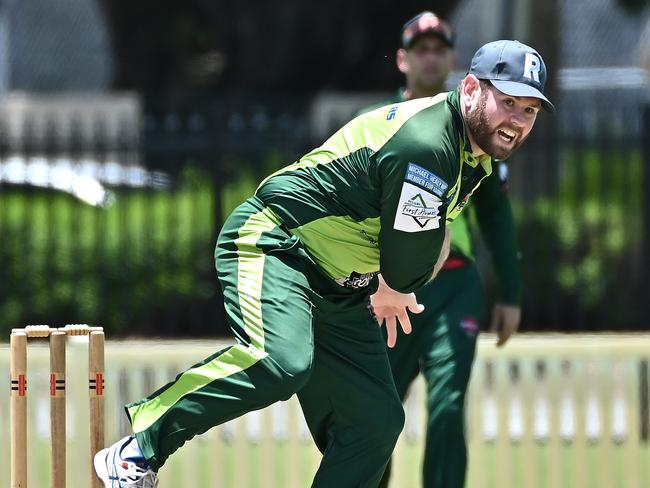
[523,53,541,83]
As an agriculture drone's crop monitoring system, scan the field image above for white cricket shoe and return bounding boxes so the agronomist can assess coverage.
[94,435,159,487]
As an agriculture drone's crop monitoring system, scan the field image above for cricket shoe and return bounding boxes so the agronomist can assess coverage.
[94,435,159,487]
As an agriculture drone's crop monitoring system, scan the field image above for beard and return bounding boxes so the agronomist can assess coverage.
[465,93,528,160]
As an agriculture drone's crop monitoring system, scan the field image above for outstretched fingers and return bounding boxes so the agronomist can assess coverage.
[385,315,398,348]
[396,309,412,336]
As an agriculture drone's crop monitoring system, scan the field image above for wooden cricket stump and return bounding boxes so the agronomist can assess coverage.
[10,324,105,488]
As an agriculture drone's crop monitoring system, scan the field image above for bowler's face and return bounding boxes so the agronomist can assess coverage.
[467,84,540,160]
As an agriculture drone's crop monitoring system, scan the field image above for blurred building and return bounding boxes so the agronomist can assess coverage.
[0,0,111,94]
[453,0,649,68]
[0,0,648,95]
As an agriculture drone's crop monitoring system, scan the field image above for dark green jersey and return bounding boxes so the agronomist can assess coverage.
[256,90,491,293]
[358,89,521,304]
[356,89,477,257]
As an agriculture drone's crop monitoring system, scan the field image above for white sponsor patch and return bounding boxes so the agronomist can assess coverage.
[393,182,443,232]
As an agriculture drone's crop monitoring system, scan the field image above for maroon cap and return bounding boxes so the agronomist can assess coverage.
[401,12,454,49]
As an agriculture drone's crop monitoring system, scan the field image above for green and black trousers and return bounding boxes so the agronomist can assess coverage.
[379,260,485,488]
[125,196,404,487]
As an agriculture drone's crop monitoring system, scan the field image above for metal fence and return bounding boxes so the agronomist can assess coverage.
[1,335,649,487]
[0,92,647,336]
[0,94,309,337]
[505,90,648,330]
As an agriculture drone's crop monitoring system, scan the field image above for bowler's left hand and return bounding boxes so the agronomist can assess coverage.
[490,304,521,347]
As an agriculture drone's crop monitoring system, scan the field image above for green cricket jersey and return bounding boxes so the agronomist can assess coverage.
[256,90,491,294]
[359,88,521,304]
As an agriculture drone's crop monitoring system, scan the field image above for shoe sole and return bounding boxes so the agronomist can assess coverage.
[93,447,112,488]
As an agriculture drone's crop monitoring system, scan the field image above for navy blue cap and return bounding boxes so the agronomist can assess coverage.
[401,12,454,49]
[468,40,555,113]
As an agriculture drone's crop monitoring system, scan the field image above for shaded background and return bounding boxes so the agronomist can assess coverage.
[1,0,649,337]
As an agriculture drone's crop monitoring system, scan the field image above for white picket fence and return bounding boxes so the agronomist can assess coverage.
[1,334,649,487]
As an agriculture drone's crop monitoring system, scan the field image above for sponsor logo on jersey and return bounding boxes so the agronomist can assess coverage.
[336,271,379,289]
[360,230,379,246]
[394,182,442,232]
[456,193,472,211]
[386,106,398,120]
[405,162,448,197]
[460,317,479,336]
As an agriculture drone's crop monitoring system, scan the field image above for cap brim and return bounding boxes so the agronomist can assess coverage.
[405,30,454,49]
[490,80,555,113]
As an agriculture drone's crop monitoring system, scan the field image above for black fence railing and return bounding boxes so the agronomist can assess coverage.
[0,93,647,337]
[504,93,647,331]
